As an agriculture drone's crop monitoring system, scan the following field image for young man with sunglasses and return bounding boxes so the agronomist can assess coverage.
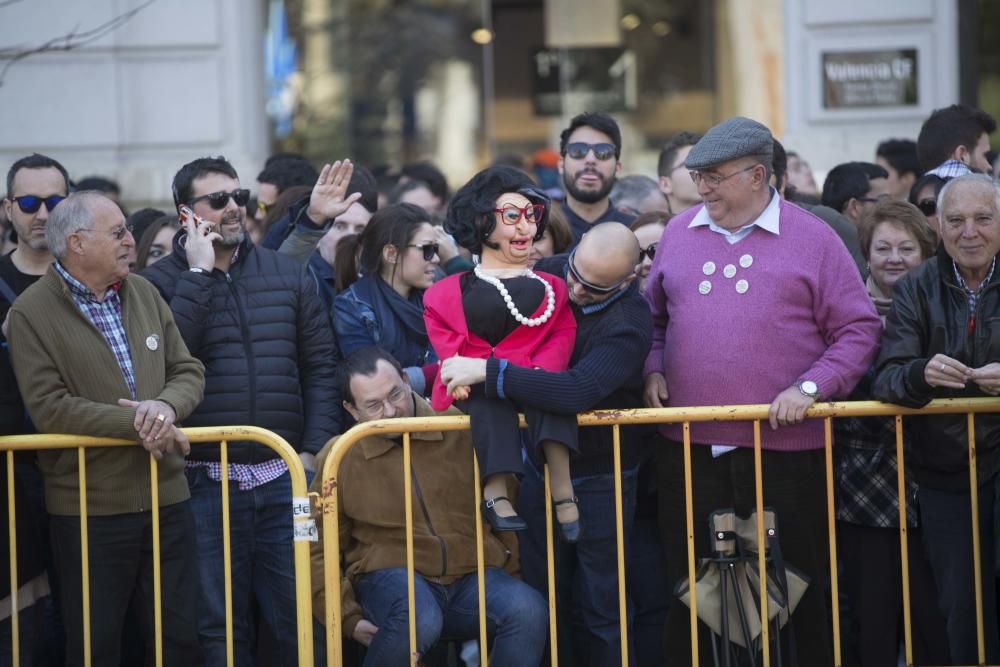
[1,153,70,338]
[558,112,636,245]
[439,222,656,666]
[142,155,347,665]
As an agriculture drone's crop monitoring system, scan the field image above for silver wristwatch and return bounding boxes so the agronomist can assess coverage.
[796,380,820,400]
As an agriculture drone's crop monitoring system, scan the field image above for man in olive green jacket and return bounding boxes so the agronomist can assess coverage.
[310,347,546,666]
[7,192,205,666]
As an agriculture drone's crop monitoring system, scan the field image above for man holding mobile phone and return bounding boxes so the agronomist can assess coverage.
[142,156,356,665]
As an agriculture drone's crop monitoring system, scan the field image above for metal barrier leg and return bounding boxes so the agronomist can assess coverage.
[967,414,986,665]
[752,420,770,667]
[323,469,342,667]
[543,464,558,667]
[612,424,629,667]
[7,451,18,666]
[78,447,92,667]
[823,418,842,667]
[221,442,234,667]
[402,433,418,666]
[149,456,163,667]
[473,456,488,666]
[894,415,914,667]
[682,422,698,667]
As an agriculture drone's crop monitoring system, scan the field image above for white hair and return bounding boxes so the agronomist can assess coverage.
[44,191,111,259]
[937,173,1000,220]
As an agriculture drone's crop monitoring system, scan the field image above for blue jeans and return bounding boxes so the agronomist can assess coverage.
[518,460,639,667]
[354,567,547,667]
[919,475,1000,665]
[186,467,298,666]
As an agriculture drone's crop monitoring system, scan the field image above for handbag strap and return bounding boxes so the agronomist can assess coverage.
[0,275,17,306]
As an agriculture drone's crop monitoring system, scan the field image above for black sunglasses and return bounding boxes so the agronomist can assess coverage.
[564,142,616,161]
[567,248,629,294]
[640,242,657,262]
[917,199,936,216]
[10,194,65,214]
[407,242,439,261]
[188,188,251,210]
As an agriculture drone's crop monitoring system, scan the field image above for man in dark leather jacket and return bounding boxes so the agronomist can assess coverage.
[143,156,351,666]
[873,173,1000,664]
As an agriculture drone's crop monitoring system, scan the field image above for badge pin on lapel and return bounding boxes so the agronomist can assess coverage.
[146,334,160,351]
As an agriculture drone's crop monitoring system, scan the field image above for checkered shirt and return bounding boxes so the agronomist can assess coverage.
[926,159,972,179]
[954,256,996,313]
[55,262,136,399]
[186,458,288,491]
[835,415,918,528]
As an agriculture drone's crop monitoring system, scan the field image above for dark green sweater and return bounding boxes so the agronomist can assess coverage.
[7,267,205,516]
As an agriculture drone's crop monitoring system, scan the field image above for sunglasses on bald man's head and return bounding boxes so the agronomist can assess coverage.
[9,194,65,214]
[188,188,251,210]
[567,248,631,294]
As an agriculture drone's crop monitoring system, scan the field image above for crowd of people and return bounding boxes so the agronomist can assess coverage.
[0,101,999,667]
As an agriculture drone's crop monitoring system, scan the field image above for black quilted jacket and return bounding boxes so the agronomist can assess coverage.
[142,230,343,461]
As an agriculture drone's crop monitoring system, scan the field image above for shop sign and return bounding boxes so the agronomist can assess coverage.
[822,49,918,108]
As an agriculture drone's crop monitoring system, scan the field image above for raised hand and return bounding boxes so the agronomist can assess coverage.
[306,160,363,226]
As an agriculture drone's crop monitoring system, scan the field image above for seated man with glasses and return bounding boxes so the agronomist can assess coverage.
[643,117,881,666]
[440,222,657,666]
[558,112,636,245]
[142,155,347,665]
[309,346,548,667]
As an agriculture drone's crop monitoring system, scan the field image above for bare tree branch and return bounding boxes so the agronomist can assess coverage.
[0,0,156,87]
[0,0,28,8]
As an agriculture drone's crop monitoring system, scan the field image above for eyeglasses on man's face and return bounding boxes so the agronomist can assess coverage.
[78,222,134,241]
[689,164,758,188]
[564,142,617,161]
[358,384,410,418]
[640,242,657,262]
[189,188,251,210]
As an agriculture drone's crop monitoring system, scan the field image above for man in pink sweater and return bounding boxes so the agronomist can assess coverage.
[643,116,881,666]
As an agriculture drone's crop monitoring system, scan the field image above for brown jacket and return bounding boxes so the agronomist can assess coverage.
[309,394,518,637]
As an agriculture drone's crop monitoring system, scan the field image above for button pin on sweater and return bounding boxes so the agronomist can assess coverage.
[699,280,712,295]
[735,279,749,294]
[703,261,716,276]
[740,254,753,268]
[723,264,737,279]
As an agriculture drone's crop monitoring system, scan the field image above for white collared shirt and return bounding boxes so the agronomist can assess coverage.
[688,188,781,244]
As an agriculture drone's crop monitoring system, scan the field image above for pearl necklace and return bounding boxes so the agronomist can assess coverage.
[473,265,556,327]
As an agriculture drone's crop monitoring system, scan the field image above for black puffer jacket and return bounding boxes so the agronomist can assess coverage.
[873,248,1000,492]
[142,231,343,461]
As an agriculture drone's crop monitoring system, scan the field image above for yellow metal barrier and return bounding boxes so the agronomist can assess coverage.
[319,396,1000,667]
[0,426,314,667]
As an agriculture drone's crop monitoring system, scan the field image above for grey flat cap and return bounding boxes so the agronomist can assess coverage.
[685,116,774,170]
